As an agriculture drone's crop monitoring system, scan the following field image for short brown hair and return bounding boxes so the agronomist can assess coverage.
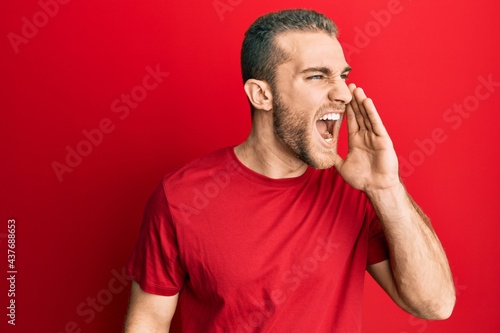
[241,9,338,87]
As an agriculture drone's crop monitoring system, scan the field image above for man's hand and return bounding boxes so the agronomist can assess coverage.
[333,83,400,193]
[332,83,456,319]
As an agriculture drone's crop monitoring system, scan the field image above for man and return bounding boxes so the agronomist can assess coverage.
[124,9,455,332]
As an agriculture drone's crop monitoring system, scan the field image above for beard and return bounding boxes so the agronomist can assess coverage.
[272,88,339,169]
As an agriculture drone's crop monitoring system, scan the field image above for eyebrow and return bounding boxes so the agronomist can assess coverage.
[300,66,352,75]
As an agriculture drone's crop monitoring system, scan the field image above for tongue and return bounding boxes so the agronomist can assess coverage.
[316,120,332,140]
[316,119,327,133]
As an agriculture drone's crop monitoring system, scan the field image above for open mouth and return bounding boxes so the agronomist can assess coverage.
[316,113,341,143]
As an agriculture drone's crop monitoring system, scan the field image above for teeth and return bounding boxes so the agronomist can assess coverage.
[319,113,340,121]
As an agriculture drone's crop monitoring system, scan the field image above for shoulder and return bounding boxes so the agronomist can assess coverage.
[309,167,372,208]
[161,147,240,191]
[309,167,353,192]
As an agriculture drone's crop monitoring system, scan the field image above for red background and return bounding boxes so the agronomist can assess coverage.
[1,0,499,332]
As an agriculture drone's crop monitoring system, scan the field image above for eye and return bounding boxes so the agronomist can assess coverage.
[307,75,325,80]
[340,73,349,80]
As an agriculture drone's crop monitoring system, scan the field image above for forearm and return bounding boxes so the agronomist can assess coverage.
[367,182,455,319]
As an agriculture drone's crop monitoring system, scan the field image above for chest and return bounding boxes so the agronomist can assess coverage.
[169,186,370,301]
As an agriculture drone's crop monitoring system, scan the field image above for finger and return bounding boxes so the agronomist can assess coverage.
[348,84,367,131]
[362,97,389,137]
[353,87,373,132]
[345,102,359,134]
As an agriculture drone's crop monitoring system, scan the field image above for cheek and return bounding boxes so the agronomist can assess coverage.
[277,80,329,112]
[296,85,329,108]
[284,94,317,113]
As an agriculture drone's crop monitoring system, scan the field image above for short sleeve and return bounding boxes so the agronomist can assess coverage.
[366,202,390,266]
[126,182,186,296]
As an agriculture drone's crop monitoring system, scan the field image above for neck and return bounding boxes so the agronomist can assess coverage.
[234,114,308,179]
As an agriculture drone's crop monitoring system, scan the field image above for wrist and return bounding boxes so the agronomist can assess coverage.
[365,180,405,198]
[365,182,412,220]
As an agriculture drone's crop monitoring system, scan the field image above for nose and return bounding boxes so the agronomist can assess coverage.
[328,79,353,107]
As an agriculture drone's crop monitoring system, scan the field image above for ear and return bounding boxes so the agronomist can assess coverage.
[244,79,273,111]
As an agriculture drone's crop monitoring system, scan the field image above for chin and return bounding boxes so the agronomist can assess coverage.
[310,160,336,170]
[300,151,337,170]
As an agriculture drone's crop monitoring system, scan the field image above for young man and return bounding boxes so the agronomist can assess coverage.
[124,9,455,332]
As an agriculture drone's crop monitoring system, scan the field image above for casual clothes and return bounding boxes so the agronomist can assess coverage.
[127,147,389,332]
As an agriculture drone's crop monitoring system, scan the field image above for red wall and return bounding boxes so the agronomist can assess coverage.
[1,0,499,332]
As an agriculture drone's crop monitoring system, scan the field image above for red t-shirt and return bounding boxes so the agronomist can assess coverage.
[127,147,389,332]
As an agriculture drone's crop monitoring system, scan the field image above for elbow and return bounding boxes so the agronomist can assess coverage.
[412,294,456,320]
[432,295,456,320]
[424,305,454,321]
